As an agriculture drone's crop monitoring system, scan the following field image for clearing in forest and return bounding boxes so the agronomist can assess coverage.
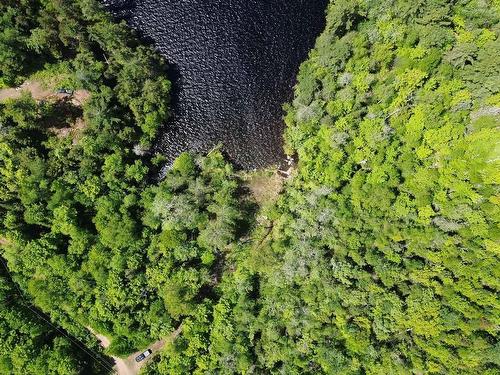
[89,325,183,375]
[0,80,90,143]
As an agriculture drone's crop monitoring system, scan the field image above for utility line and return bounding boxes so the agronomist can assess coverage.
[0,257,116,374]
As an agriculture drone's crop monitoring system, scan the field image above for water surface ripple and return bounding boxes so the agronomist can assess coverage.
[102,0,327,168]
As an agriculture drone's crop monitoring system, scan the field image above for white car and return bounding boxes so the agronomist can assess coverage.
[135,349,152,362]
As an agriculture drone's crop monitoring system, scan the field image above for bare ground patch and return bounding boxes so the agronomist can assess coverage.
[0,80,90,106]
[0,237,11,246]
[241,169,284,207]
[50,116,87,144]
[0,81,52,102]
[0,80,90,144]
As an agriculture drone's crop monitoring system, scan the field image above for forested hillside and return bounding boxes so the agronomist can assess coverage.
[224,0,498,373]
[0,0,499,374]
[143,0,500,373]
[0,0,248,373]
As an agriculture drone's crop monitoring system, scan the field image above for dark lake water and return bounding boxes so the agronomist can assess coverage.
[102,0,327,169]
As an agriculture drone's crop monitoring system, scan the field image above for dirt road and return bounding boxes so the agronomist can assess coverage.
[90,325,182,375]
[0,80,89,105]
[0,81,52,102]
[91,331,128,375]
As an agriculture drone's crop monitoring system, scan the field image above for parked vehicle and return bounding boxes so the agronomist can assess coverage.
[135,349,152,362]
[55,88,74,95]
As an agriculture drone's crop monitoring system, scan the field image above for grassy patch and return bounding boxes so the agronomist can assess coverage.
[239,168,284,208]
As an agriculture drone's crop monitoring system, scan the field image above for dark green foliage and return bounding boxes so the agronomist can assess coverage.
[143,152,241,318]
[0,91,243,357]
[0,265,109,374]
[0,0,170,144]
[0,0,251,367]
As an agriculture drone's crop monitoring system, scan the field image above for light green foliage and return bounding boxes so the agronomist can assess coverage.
[146,0,499,374]
[234,0,499,373]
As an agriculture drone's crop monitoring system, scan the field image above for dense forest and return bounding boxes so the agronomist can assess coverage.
[0,264,111,374]
[0,0,247,372]
[253,0,499,373]
[143,0,500,373]
[0,0,499,374]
